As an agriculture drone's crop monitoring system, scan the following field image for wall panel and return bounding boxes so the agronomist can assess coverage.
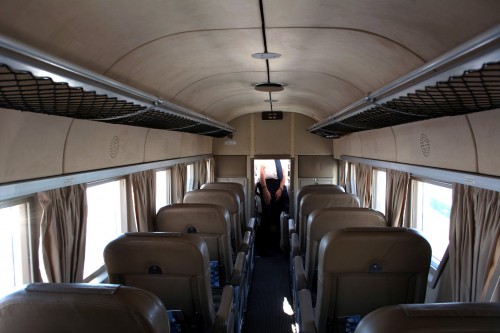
[64,119,148,173]
[0,108,71,183]
[393,116,477,172]
[144,129,183,161]
[467,109,500,177]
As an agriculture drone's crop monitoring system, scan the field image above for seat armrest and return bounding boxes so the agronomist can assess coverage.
[230,252,246,286]
[247,218,255,232]
[292,255,307,311]
[296,289,317,333]
[214,285,235,333]
[293,256,308,292]
[239,231,253,254]
[290,233,300,259]
[288,218,296,235]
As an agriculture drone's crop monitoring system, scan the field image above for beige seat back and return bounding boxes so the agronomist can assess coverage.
[298,192,360,253]
[315,227,431,332]
[0,283,170,333]
[104,232,216,332]
[156,203,233,287]
[184,189,242,253]
[305,208,387,285]
[356,302,500,333]
[294,184,345,223]
[201,182,246,227]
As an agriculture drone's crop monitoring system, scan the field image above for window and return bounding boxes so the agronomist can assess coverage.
[156,169,172,212]
[0,200,32,296]
[84,180,126,280]
[411,180,452,267]
[372,169,386,215]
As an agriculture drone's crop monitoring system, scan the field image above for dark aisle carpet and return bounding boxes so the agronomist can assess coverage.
[242,253,295,333]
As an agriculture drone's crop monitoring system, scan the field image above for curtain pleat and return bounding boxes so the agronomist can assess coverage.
[339,160,347,190]
[199,160,208,187]
[38,184,87,283]
[449,184,500,302]
[385,169,410,227]
[209,157,215,183]
[129,170,156,232]
[355,163,372,208]
[172,163,187,203]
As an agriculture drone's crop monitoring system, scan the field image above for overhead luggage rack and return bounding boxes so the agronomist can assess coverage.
[310,25,500,138]
[0,35,235,138]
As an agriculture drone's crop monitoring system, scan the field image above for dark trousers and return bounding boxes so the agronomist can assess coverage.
[257,179,289,252]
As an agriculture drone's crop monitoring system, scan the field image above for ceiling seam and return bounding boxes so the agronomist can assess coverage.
[266,26,426,62]
[103,27,262,76]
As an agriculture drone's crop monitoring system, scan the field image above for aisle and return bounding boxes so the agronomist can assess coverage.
[242,252,295,333]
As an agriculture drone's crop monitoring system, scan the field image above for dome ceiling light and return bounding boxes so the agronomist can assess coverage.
[255,82,284,92]
[251,52,281,59]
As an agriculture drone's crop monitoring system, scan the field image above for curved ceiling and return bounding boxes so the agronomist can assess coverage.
[0,0,498,126]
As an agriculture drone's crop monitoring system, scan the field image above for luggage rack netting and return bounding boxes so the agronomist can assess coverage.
[312,62,500,138]
[0,64,233,138]
[0,64,145,119]
[112,110,230,137]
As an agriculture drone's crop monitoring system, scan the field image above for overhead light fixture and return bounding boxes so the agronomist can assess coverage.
[255,82,285,92]
[251,52,281,59]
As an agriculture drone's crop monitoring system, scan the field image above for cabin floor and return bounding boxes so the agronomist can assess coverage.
[242,250,295,333]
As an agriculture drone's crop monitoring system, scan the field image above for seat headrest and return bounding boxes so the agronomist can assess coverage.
[184,189,239,214]
[356,302,500,332]
[156,203,230,234]
[319,228,431,274]
[104,232,210,276]
[300,193,360,214]
[201,182,245,202]
[0,283,170,333]
[308,208,387,240]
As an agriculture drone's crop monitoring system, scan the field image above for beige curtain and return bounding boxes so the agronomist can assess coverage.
[128,170,156,232]
[345,162,356,194]
[385,169,410,227]
[38,184,87,283]
[193,160,208,189]
[208,157,215,183]
[355,163,372,208]
[172,163,187,203]
[201,159,208,186]
[449,184,500,302]
[339,160,347,190]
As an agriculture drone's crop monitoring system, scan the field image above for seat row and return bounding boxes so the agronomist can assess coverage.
[288,185,500,332]
[106,181,254,333]
[289,185,433,332]
[3,283,498,333]
[68,181,253,333]
[0,182,252,333]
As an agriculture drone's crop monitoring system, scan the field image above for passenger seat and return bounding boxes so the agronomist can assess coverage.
[104,232,235,333]
[156,203,248,333]
[292,208,387,307]
[355,302,500,333]
[0,283,170,333]
[290,192,360,257]
[296,227,431,333]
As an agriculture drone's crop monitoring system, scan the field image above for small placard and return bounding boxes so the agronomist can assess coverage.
[262,111,283,120]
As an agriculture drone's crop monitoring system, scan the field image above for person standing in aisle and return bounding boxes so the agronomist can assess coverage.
[256,159,289,255]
